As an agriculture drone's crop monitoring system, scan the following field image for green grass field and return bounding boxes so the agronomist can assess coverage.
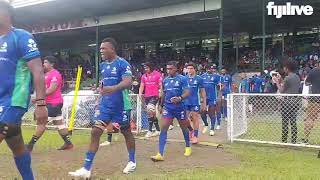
[124,144,320,180]
[238,117,320,145]
[0,127,320,179]
[0,127,91,155]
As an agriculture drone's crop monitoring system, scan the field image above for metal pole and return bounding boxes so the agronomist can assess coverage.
[282,33,285,61]
[95,26,100,87]
[262,0,266,72]
[235,33,239,72]
[219,0,223,70]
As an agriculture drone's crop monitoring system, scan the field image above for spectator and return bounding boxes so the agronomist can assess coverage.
[238,74,250,93]
[264,76,277,93]
[302,62,320,144]
[250,74,265,93]
[274,61,301,144]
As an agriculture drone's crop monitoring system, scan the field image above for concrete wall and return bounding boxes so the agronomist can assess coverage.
[98,0,221,26]
[29,0,221,34]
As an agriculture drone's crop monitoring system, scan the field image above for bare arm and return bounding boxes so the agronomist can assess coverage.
[138,83,145,96]
[46,82,58,96]
[115,76,132,90]
[101,76,132,95]
[276,77,286,93]
[200,88,206,105]
[159,80,163,97]
[159,91,164,107]
[28,58,46,100]
[181,89,190,100]
[28,58,48,125]
[200,88,206,112]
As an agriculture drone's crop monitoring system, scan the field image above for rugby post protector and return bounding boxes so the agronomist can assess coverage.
[68,65,83,134]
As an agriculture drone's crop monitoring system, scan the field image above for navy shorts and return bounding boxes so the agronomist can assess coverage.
[0,106,27,125]
[161,107,186,121]
[185,105,200,112]
[206,99,217,107]
[94,108,131,127]
[47,103,63,118]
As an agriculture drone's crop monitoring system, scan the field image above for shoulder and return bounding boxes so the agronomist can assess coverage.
[178,74,187,80]
[163,77,170,82]
[54,69,62,77]
[117,57,130,65]
[12,28,33,37]
[141,74,146,78]
[155,71,162,77]
[99,62,106,68]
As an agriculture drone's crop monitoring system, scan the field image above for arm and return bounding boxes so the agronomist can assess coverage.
[305,70,314,86]
[139,75,145,96]
[276,77,286,93]
[158,80,165,112]
[28,58,48,125]
[28,59,46,101]
[158,81,163,97]
[159,90,164,107]
[138,83,145,96]
[200,88,206,111]
[304,76,311,86]
[181,88,190,100]
[46,82,58,96]
[114,76,132,91]
[181,76,190,100]
[171,77,190,103]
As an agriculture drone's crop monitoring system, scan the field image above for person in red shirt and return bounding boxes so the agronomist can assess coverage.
[27,56,73,151]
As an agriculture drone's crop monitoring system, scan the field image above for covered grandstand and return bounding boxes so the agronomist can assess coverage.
[11,0,320,82]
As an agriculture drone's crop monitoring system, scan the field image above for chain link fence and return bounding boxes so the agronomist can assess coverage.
[227,93,320,148]
[22,94,149,134]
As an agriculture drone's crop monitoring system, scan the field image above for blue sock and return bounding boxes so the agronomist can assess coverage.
[182,129,190,147]
[159,131,167,156]
[201,114,208,126]
[194,130,199,137]
[209,115,216,130]
[128,149,135,163]
[14,152,34,180]
[83,151,96,171]
[217,112,222,126]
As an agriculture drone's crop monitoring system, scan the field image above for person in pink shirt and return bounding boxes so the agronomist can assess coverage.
[139,62,163,138]
[27,56,73,151]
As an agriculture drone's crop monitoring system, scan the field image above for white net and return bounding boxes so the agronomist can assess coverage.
[228,94,320,148]
[22,94,148,134]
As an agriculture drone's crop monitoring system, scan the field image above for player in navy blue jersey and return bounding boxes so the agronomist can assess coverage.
[0,1,48,179]
[151,61,191,161]
[184,62,206,144]
[220,68,233,121]
[201,64,222,136]
[251,74,266,93]
[69,38,136,178]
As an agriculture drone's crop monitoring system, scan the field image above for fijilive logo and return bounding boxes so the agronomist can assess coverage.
[267,2,313,19]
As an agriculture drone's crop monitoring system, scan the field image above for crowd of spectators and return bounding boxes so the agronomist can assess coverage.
[48,37,320,95]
